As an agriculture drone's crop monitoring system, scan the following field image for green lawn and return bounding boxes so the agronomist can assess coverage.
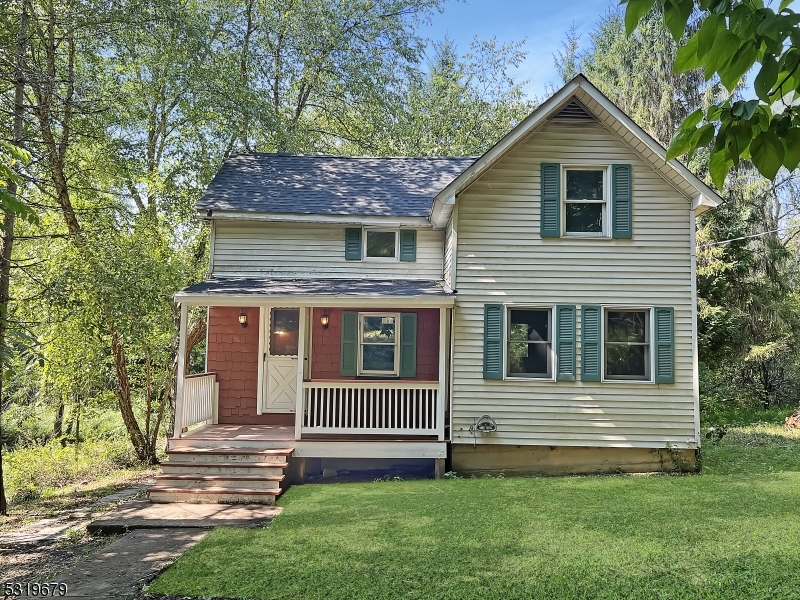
[149,424,800,600]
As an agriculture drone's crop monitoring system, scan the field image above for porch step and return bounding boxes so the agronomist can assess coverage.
[148,486,283,505]
[149,447,294,504]
[161,461,288,476]
[166,447,292,464]
[153,474,285,491]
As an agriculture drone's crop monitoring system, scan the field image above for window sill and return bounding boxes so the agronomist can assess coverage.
[600,378,654,385]
[504,376,556,382]
[560,234,611,239]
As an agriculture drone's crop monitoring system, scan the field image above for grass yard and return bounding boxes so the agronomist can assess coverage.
[149,424,800,600]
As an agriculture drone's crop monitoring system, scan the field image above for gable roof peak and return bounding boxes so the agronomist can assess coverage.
[429,74,723,227]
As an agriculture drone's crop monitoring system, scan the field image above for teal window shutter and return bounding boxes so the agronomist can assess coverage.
[654,307,675,384]
[483,304,504,379]
[340,311,358,376]
[580,305,601,382]
[540,163,561,238]
[399,229,417,262]
[612,164,632,239]
[345,228,362,260]
[399,313,417,377]
[556,305,576,381]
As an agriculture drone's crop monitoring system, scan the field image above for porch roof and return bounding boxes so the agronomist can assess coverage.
[175,277,455,307]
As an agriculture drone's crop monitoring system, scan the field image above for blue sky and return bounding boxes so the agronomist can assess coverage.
[420,0,621,98]
[420,0,797,99]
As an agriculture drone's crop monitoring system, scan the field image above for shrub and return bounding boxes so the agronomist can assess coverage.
[4,438,142,504]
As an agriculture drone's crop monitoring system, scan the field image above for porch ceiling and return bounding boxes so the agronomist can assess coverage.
[175,277,455,307]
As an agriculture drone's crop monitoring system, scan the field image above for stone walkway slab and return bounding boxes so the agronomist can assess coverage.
[18,528,207,599]
[88,499,282,535]
[0,485,152,546]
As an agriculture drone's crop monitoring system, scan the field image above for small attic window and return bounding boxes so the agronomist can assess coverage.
[552,99,594,121]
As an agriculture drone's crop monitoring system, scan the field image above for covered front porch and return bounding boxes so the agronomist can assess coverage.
[171,277,453,463]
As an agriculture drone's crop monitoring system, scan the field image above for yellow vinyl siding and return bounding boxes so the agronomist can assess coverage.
[212,222,443,279]
[452,119,697,449]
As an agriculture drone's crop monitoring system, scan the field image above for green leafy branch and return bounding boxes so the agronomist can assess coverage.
[621,0,800,187]
[0,142,38,225]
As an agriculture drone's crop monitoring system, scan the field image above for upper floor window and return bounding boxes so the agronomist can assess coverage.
[365,230,397,258]
[344,227,417,262]
[564,167,606,236]
[541,162,631,239]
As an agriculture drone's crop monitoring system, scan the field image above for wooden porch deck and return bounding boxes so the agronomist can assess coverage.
[180,424,295,444]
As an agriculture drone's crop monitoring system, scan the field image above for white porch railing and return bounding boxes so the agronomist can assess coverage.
[178,373,218,433]
[302,381,441,437]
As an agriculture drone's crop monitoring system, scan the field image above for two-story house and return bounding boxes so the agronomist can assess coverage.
[149,75,721,504]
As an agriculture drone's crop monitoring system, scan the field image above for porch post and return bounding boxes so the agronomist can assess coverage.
[173,302,188,438]
[438,307,447,441]
[294,306,307,440]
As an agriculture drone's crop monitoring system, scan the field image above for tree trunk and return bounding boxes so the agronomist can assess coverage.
[0,0,29,517]
[53,401,64,437]
[110,327,149,462]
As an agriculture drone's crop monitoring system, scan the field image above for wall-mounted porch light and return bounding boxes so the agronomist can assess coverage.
[238,308,248,328]
[320,311,330,330]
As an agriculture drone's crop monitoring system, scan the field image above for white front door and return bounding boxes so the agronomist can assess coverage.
[263,308,300,412]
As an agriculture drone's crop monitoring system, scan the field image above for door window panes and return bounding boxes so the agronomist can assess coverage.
[270,309,299,356]
[366,231,396,257]
[508,309,552,378]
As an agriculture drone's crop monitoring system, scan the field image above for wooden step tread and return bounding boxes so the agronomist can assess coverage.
[162,461,289,469]
[154,474,285,482]
[168,447,293,456]
[148,486,283,496]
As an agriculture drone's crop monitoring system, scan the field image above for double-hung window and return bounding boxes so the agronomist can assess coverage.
[507,308,553,379]
[358,313,399,375]
[604,309,650,381]
[564,167,607,236]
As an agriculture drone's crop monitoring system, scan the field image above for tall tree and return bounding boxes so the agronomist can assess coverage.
[574,7,720,146]
[370,37,534,156]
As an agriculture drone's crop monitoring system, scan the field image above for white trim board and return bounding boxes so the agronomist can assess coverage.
[174,294,456,308]
[201,210,435,229]
[293,441,447,459]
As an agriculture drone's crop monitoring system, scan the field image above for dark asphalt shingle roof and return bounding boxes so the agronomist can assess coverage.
[177,278,453,298]
[197,154,477,218]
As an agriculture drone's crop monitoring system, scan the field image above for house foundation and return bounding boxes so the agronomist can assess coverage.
[451,444,697,476]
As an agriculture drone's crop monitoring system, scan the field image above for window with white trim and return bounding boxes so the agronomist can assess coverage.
[564,167,607,236]
[364,230,397,258]
[507,308,553,379]
[358,313,399,375]
[604,309,650,381]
